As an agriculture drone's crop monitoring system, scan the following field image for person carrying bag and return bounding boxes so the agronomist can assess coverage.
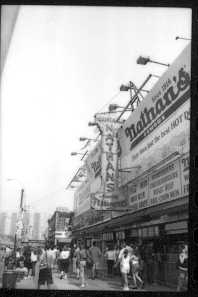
[37,247,53,289]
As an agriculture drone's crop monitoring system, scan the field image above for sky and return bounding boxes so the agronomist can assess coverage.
[1,6,191,218]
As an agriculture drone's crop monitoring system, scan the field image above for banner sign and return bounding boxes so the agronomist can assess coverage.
[90,192,127,210]
[127,153,189,213]
[95,116,121,196]
[85,141,102,182]
[118,44,190,156]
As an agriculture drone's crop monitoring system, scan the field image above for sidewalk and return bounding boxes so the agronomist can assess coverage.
[14,271,175,291]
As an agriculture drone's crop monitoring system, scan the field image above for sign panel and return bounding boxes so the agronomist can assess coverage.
[74,181,90,216]
[149,159,181,207]
[118,44,190,185]
[180,153,189,196]
[127,154,189,213]
[128,176,149,212]
[85,141,102,182]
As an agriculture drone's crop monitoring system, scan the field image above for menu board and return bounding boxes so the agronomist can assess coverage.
[127,154,189,213]
[128,176,149,212]
[149,159,181,207]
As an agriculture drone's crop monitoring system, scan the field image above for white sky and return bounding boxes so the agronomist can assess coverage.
[1,6,191,216]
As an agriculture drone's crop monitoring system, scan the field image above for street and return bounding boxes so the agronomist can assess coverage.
[15,271,175,291]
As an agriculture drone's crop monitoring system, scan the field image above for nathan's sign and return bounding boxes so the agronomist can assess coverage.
[118,44,190,157]
[95,116,120,196]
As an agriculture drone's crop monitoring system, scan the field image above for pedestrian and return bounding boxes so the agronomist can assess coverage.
[23,244,32,278]
[104,245,116,276]
[144,242,154,285]
[31,247,38,277]
[176,244,188,291]
[71,244,77,275]
[114,244,121,275]
[59,245,70,280]
[74,244,80,279]
[120,248,130,291]
[130,249,143,289]
[37,245,53,289]
[86,246,93,279]
[77,243,88,288]
[15,259,28,279]
[89,241,102,279]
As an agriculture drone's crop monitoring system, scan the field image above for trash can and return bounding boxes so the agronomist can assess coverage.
[2,270,17,289]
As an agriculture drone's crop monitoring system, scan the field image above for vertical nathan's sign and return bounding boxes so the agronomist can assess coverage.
[95,116,120,197]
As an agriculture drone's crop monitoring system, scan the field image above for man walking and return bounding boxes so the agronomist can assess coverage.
[89,241,101,279]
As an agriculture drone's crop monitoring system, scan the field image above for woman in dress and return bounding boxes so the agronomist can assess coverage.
[120,249,131,291]
[59,245,70,280]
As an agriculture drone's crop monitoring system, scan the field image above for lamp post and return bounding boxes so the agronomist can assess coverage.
[6,178,25,258]
[137,56,170,67]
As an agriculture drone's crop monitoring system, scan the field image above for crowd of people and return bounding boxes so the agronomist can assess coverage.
[0,241,188,291]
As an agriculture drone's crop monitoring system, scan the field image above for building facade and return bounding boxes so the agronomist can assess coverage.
[48,208,72,247]
[72,44,190,288]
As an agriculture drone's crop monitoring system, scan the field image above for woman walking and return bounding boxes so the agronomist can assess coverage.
[130,250,143,289]
[37,246,53,289]
[177,244,188,291]
[59,245,70,280]
[120,249,131,291]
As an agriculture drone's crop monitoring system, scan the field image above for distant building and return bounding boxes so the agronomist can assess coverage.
[0,212,7,235]
[10,212,17,236]
[48,209,72,247]
[32,213,41,240]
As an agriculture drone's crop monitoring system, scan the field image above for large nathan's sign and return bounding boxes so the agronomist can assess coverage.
[118,44,190,185]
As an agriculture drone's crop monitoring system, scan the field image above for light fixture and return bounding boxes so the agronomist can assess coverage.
[119,166,141,173]
[108,104,132,113]
[88,121,97,127]
[71,150,88,160]
[137,56,170,67]
[175,36,191,41]
[79,137,96,142]
[71,152,84,156]
[117,74,152,121]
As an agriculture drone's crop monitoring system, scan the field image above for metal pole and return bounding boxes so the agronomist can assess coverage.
[149,60,170,67]
[117,74,152,121]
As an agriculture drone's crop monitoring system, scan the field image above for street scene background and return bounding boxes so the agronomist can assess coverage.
[0,5,190,291]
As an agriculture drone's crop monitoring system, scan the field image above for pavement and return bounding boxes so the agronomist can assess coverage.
[13,271,176,291]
